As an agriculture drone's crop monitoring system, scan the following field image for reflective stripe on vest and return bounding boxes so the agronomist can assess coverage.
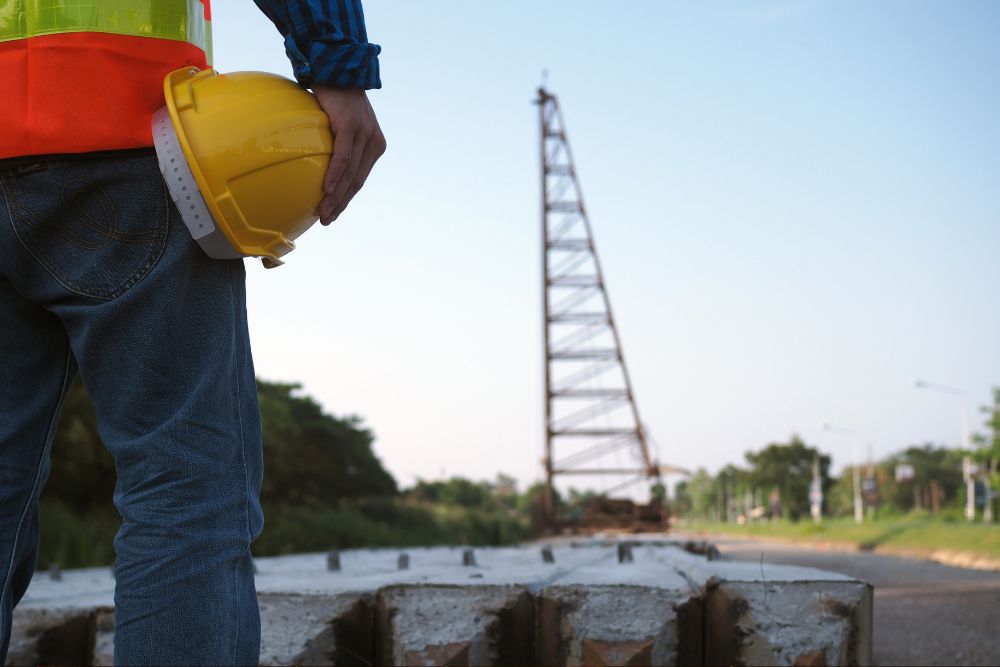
[0,0,210,54]
[0,0,211,159]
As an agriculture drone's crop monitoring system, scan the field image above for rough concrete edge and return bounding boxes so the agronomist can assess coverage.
[699,578,738,667]
[674,592,703,667]
[534,582,703,667]
[7,605,111,666]
[701,576,874,667]
[856,582,874,667]
[258,591,377,667]
[374,583,535,667]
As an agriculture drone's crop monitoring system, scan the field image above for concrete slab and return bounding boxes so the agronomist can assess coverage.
[9,540,873,666]
[15,565,114,610]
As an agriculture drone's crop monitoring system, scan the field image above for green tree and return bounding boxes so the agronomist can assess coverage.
[38,378,399,567]
[974,387,1000,519]
[517,482,560,534]
[715,464,750,522]
[676,468,720,520]
[880,445,965,514]
[258,381,396,506]
[744,436,832,520]
[407,477,492,508]
[671,480,693,518]
[649,482,667,506]
[492,473,520,512]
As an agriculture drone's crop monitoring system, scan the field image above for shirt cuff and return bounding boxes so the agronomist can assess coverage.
[284,34,382,90]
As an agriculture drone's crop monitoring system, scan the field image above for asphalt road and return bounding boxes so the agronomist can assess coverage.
[708,536,1000,666]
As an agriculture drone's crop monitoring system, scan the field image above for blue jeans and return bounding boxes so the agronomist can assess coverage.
[0,150,264,665]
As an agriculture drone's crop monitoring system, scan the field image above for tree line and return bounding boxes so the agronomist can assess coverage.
[40,379,550,568]
[37,379,1000,567]
[673,388,1000,523]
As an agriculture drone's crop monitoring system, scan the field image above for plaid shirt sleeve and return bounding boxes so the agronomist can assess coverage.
[251,0,381,89]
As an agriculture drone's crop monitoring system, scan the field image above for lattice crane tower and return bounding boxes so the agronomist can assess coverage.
[536,87,682,526]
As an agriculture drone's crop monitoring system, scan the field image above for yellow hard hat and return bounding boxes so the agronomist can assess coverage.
[152,67,333,267]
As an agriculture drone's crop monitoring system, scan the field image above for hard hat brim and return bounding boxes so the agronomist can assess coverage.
[153,105,243,259]
[160,67,274,262]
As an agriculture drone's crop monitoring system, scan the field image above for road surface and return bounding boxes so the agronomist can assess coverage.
[708,535,1000,666]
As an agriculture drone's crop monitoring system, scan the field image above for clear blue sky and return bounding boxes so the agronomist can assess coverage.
[212,1,1000,493]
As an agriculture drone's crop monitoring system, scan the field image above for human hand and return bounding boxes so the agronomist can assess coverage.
[313,85,386,225]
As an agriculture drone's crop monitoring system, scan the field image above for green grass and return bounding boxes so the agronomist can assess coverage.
[681,514,1000,559]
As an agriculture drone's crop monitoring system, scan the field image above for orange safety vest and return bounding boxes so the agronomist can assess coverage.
[0,0,211,159]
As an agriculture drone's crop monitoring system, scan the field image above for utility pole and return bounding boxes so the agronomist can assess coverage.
[914,379,976,522]
[536,86,684,529]
[852,455,863,524]
[810,455,823,524]
[865,443,877,519]
[985,458,995,523]
[961,407,976,522]
[821,423,863,524]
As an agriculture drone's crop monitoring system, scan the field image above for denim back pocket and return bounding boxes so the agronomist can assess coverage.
[2,154,169,300]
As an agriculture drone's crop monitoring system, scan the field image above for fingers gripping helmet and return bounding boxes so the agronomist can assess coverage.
[152,68,333,267]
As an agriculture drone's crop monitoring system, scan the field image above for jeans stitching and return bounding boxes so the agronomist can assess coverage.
[0,345,73,647]
[1,159,169,301]
[230,260,251,665]
[4,190,113,301]
[9,179,162,250]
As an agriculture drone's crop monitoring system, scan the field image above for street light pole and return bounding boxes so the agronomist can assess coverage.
[821,423,863,524]
[914,379,975,522]
[810,455,823,524]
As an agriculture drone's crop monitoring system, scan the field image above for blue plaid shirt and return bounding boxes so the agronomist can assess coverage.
[252,0,381,89]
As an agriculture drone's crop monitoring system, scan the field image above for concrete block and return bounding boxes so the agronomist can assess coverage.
[5,606,105,666]
[664,551,873,667]
[376,585,534,666]
[537,548,702,667]
[536,585,702,667]
[9,541,874,667]
[258,592,374,666]
[703,577,872,667]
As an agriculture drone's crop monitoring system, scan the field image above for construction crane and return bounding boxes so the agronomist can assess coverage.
[536,86,688,531]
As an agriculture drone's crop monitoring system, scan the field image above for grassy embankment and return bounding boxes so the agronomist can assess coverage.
[681,514,1000,560]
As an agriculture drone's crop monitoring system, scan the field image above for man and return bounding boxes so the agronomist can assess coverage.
[0,0,384,663]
